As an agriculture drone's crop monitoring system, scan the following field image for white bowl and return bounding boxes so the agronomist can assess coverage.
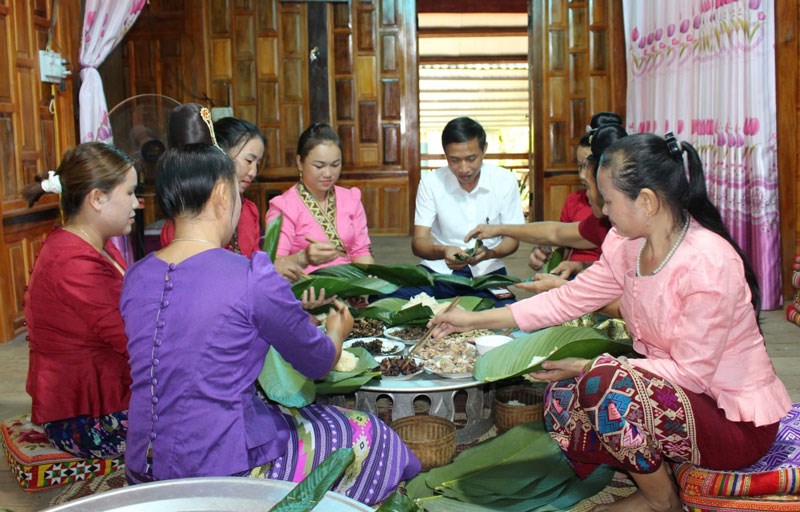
[474,335,513,355]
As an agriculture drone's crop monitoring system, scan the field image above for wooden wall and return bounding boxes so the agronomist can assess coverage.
[0,0,81,342]
[776,1,799,300]
[530,0,627,222]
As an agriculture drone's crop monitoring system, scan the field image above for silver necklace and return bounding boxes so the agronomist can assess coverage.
[171,237,217,245]
[636,215,690,277]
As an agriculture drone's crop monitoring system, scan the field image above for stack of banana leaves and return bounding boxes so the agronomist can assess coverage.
[405,421,614,511]
[290,262,521,302]
[258,346,382,408]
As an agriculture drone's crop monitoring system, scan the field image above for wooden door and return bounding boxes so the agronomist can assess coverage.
[0,0,80,343]
[529,0,626,221]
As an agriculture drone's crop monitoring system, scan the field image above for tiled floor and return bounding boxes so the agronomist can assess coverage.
[1,236,798,510]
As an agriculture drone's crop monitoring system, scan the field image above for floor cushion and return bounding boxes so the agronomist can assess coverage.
[671,403,800,511]
[1,413,122,492]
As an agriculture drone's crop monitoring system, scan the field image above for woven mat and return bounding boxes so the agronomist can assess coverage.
[49,466,128,506]
[569,472,638,511]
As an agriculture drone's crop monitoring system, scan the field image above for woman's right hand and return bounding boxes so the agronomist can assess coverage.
[324,299,353,344]
[427,309,474,339]
[301,286,336,310]
[464,224,502,242]
[305,241,340,266]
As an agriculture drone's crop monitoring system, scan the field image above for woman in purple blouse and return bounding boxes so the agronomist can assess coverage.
[120,135,419,503]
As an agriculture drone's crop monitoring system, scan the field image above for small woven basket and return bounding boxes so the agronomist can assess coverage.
[493,385,544,433]
[391,416,456,470]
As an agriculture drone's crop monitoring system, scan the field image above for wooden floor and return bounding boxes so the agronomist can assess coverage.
[1,236,799,511]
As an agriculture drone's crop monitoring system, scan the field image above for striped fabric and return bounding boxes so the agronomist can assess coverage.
[672,403,800,509]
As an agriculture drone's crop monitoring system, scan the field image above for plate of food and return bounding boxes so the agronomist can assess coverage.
[383,325,428,345]
[343,337,404,356]
[374,356,425,380]
[423,356,474,380]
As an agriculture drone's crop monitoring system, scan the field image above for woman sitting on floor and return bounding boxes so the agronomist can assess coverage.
[23,142,139,458]
[120,131,420,503]
[430,132,791,512]
[266,123,374,282]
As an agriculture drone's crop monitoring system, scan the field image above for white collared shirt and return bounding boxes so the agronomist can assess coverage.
[414,163,525,276]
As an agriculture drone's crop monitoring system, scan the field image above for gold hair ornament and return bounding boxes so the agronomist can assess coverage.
[200,107,221,150]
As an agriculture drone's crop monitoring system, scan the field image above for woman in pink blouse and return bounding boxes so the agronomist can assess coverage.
[266,123,374,282]
[430,132,791,512]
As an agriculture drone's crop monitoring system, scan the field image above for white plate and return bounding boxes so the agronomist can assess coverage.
[383,326,428,345]
[423,356,474,380]
[343,337,404,356]
[374,356,425,380]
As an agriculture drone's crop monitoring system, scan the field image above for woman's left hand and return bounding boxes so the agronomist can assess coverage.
[301,286,336,310]
[527,357,591,382]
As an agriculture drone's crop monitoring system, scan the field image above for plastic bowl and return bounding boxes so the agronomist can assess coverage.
[474,335,513,355]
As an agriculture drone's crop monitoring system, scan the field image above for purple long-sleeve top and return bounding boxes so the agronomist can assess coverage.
[120,250,336,480]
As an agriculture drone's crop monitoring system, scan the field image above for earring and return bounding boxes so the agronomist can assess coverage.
[645,213,651,226]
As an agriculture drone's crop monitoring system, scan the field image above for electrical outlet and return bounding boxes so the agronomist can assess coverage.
[38,50,71,83]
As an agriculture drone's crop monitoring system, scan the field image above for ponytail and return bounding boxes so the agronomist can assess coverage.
[681,142,761,315]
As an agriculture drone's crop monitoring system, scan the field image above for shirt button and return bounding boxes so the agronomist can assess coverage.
[157,321,165,328]
[151,396,159,404]
[153,358,160,366]
[168,263,176,271]
[152,414,159,422]
[154,338,162,347]
[151,377,158,386]
[165,282,174,290]
[150,431,157,440]
[161,300,169,308]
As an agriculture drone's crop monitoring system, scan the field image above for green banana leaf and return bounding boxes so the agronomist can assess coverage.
[292,275,399,299]
[263,214,283,262]
[539,247,564,275]
[310,263,434,287]
[355,296,494,326]
[322,347,378,383]
[315,371,382,395]
[473,326,633,383]
[432,273,521,290]
[376,490,421,512]
[269,448,355,512]
[454,239,484,261]
[258,347,315,408]
[355,263,435,287]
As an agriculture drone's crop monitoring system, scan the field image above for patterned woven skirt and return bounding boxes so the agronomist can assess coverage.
[250,403,421,505]
[544,355,778,478]
[43,410,127,459]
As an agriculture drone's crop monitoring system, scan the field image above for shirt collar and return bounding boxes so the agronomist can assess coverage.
[443,165,489,194]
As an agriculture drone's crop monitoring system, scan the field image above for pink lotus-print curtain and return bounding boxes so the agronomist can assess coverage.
[79,0,145,264]
[623,0,782,309]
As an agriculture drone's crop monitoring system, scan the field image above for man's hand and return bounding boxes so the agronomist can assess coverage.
[444,246,469,270]
[514,273,568,293]
[464,224,503,242]
[466,244,494,265]
[549,260,586,279]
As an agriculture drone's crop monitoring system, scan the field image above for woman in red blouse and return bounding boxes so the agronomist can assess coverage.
[160,106,265,258]
[23,142,139,458]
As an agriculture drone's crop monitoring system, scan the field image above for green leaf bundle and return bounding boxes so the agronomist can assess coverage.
[539,247,564,275]
[263,214,283,262]
[258,347,315,408]
[473,326,632,383]
[292,275,399,299]
[432,273,521,290]
[376,490,421,512]
[308,263,434,287]
[269,447,355,511]
[355,296,494,326]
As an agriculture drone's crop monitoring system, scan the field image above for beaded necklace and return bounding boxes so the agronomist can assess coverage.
[636,214,690,277]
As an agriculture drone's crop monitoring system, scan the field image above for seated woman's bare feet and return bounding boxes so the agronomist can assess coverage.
[592,489,683,512]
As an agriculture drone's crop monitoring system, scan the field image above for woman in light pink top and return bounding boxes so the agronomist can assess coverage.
[266,124,373,281]
[430,132,791,512]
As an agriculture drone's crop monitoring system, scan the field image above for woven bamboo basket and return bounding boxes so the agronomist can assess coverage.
[391,416,456,470]
[493,385,544,433]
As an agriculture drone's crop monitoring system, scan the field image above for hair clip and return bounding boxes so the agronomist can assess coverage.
[588,132,595,145]
[199,107,221,149]
[665,131,682,158]
[41,170,62,194]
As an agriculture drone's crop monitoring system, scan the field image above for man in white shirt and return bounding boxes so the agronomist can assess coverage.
[398,117,525,305]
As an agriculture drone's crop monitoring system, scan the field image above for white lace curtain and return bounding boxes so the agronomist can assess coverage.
[622,0,782,309]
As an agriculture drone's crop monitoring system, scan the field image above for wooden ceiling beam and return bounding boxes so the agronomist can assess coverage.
[417,0,528,13]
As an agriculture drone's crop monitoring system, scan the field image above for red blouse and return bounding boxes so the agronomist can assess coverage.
[160,198,261,258]
[24,228,131,423]
[577,214,612,248]
[559,190,601,262]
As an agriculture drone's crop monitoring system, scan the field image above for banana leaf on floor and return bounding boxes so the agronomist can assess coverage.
[407,422,613,511]
[432,273,521,290]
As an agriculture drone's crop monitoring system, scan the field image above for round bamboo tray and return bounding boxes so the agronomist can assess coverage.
[493,385,543,433]
[391,416,456,470]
